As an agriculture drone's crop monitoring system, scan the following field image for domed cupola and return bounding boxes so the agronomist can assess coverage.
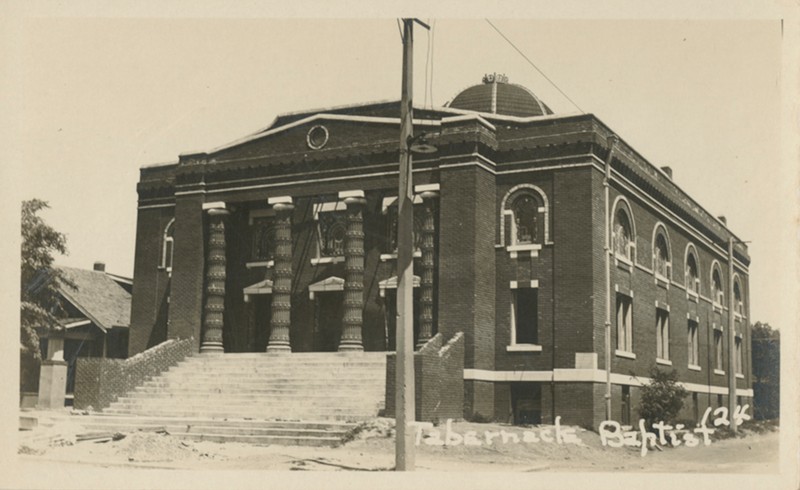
[445,73,553,117]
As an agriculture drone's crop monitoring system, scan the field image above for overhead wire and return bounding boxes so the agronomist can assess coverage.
[484,19,585,114]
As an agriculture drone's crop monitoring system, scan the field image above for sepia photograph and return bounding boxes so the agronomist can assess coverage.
[2,3,797,489]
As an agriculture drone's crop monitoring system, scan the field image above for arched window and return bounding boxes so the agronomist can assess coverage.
[500,184,549,246]
[653,229,671,278]
[734,279,744,315]
[685,250,699,294]
[385,206,423,254]
[322,218,346,257]
[161,219,175,271]
[712,266,724,306]
[511,194,538,245]
[252,218,276,261]
[613,208,633,260]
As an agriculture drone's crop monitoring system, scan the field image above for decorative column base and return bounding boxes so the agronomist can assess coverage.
[266,341,292,354]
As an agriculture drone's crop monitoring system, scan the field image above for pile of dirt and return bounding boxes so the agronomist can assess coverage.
[112,433,208,463]
[341,418,395,443]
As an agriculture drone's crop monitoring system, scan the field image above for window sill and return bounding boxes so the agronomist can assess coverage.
[615,256,634,273]
[615,349,636,360]
[311,256,345,265]
[656,358,672,366]
[686,291,699,303]
[654,274,670,289]
[506,344,543,352]
[246,260,274,269]
[506,243,541,259]
[379,251,422,262]
[714,369,725,376]
[614,253,633,267]
[736,373,744,379]
[688,364,702,372]
[712,303,723,314]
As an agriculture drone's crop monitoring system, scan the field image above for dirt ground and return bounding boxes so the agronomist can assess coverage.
[15,416,780,474]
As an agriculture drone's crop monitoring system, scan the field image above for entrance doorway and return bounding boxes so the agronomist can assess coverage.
[314,291,344,352]
[251,295,272,352]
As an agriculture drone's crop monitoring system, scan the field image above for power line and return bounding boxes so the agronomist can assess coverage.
[484,19,584,114]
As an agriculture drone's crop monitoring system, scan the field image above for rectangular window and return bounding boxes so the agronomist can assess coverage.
[656,309,669,360]
[714,330,724,371]
[512,288,539,345]
[687,320,699,366]
[616,294,633,352]
[735,337,743,374]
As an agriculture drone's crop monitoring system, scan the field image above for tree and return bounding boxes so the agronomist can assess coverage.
[638,367,689,429]
[751,321,779,420]
[20,199,70,392]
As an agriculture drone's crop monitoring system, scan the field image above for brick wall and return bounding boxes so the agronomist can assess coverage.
[74,338,195,410]
[167,196,206,350]
[384,332,465,422]
[128,207,174,355]
[552,167,595,369]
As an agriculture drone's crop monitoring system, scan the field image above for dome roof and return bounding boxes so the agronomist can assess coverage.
[446,73,553,117]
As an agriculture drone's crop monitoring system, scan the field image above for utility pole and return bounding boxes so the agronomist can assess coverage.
[727,236,737,434]
[602,134,618,421]
[396,17,429,471]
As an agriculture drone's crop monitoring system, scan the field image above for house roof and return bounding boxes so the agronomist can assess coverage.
[56,266,132,332]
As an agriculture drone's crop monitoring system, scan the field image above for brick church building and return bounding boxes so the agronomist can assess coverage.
[129,74,753,428]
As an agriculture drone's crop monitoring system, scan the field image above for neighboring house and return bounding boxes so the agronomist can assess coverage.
[127,74,752,428]
[36,262,131,399]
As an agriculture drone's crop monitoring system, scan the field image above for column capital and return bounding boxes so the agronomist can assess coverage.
[202,201,227,211]
[206,208,230,217]
[338,189,365,200]
[267,195,293,206]
[419,190,439,201]
[344,196,367,207]
[414,183,440,194]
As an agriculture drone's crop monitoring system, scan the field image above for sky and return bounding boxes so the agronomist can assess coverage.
[3,15,795,331]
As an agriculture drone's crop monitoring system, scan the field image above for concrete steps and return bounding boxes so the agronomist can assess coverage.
[65,414,355,447]
[95,352,388,446]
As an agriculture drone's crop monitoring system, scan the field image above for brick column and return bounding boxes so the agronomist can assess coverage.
[416,188,438,348]
[267,197,294,353]
[200,205,229,354]
[339,191,366,352]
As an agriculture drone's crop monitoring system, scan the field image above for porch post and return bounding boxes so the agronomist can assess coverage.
[200,203,229,354]
[339,190,366,352]
[267,196,294,353]
[416,186,438,348]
